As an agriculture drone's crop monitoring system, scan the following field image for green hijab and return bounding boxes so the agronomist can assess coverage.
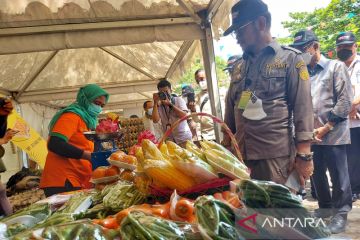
[49,84,109,132]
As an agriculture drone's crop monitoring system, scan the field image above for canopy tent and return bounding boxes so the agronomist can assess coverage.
[0,0,232,116]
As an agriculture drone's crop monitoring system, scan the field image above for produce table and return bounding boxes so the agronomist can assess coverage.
[0,138,331,240]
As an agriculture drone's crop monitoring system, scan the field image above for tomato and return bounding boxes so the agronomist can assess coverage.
[105,166,120,177]
[92,167,107,179]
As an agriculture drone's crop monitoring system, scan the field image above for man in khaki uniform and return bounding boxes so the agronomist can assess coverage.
[222,0,314,186]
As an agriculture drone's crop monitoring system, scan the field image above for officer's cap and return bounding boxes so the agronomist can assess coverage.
[290,30,318,47]
[223,0,269,36]
[336,32,356,46]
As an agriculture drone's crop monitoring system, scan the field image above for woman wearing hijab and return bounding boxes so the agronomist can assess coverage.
[40,84,109,197]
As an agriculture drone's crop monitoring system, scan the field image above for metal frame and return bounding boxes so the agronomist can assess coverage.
[17,81,157,103]
[176,0,202,25]
[200,22,223,142]
[100,47,157,81]
[0,18,196,37]
[165,40,194,80]
[15,51,58,101]
[207,0,224,20]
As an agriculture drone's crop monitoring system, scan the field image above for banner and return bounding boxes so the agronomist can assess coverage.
[6,110,47,168]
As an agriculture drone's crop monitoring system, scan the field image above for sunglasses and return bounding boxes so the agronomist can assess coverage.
[231,21,254,38]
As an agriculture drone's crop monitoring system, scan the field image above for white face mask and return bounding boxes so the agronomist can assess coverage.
[147,108,153,115]
[199,80,207,90]
[242,97,267,120]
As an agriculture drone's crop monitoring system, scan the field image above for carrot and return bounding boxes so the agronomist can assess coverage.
[213,192,224,201]
[175,199,194,219]
[102,216,119,229]
[116,204,152,224]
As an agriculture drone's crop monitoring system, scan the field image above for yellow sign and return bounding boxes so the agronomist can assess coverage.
[7,111,47,168]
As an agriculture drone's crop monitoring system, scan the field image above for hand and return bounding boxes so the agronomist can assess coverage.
[293,158,314,187]
[82,151,92,161]
[350,103,359,120]
[313,126,329,142]
[161,99,172,106]
[0,129,17,144]
[0,99,13,116]
[187,101,196,112]
[153,93,160,104]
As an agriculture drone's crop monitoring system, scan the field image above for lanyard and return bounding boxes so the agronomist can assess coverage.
[162,105,172,125]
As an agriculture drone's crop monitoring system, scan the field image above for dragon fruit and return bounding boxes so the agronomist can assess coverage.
[96,118,119,133]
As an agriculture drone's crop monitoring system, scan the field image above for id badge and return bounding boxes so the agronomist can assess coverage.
[237,90,252,110]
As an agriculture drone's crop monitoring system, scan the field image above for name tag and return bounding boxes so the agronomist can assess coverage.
[237,91,251,110]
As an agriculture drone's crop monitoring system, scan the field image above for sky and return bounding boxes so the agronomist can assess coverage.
[216,0,332,60]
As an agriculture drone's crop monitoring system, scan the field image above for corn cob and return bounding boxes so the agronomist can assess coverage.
[159,143,170,158]
[205,149,250,180]
[143,159,196,191]
[142,139,166,161]
[185,140,207,162]
[166,141,183,156]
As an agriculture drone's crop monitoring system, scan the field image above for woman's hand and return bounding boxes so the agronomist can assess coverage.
[0,99,13,116]
[0,129,17,145]
[82,151,92,161]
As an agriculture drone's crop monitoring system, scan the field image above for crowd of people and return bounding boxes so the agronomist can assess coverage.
[0,0,358,235]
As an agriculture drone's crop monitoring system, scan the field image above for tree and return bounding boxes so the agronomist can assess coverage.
[173,56,229,95]
[280,0,359,56]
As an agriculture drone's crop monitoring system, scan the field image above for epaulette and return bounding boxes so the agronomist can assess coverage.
[281,45,302,54]
[230,59,244,82]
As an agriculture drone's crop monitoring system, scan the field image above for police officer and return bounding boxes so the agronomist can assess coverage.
[222,0,314,186]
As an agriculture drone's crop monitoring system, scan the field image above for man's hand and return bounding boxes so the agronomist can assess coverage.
[187,101,196,112]
[0,99,13,116]
[293,158,314,187]
[350,102,360,120]
[313,126,329,142]
[153,93,160,104]
[0,129,17,145]
[161,99,172,106]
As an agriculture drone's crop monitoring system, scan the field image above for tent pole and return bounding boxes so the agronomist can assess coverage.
[207,0,225,21]
[200,22,223,143]
[165,40,194,80]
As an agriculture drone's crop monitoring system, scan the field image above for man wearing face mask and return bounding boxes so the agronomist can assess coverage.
[222,0,314,190]
[152,80,192,147]
[188,69,217,141]
[142,100,163,141]
[335,32,360,202]
[291,30,353,233]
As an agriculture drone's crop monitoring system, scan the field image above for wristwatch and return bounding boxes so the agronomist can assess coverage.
[296,152,313,161]
[324,123,334,131]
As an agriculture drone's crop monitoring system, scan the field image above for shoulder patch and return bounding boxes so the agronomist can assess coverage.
[281,45,302,54]
[299,66,310,81]
[295,60,305,69]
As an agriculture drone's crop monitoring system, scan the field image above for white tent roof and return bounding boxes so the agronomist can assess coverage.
[0,0,232,111]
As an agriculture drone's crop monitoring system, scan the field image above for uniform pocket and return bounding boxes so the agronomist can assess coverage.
[261,70,287,100]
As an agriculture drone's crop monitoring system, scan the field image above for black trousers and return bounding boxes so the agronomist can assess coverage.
[43,179,81,197]
[312,145,352,216]
[346,127,360,194]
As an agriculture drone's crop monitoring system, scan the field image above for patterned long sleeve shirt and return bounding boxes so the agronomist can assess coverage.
[309,55,353,145]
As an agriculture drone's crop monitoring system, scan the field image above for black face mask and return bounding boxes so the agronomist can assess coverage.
[337,49,353,61]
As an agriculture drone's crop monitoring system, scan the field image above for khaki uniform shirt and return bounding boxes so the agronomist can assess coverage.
[224,41,314,160]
